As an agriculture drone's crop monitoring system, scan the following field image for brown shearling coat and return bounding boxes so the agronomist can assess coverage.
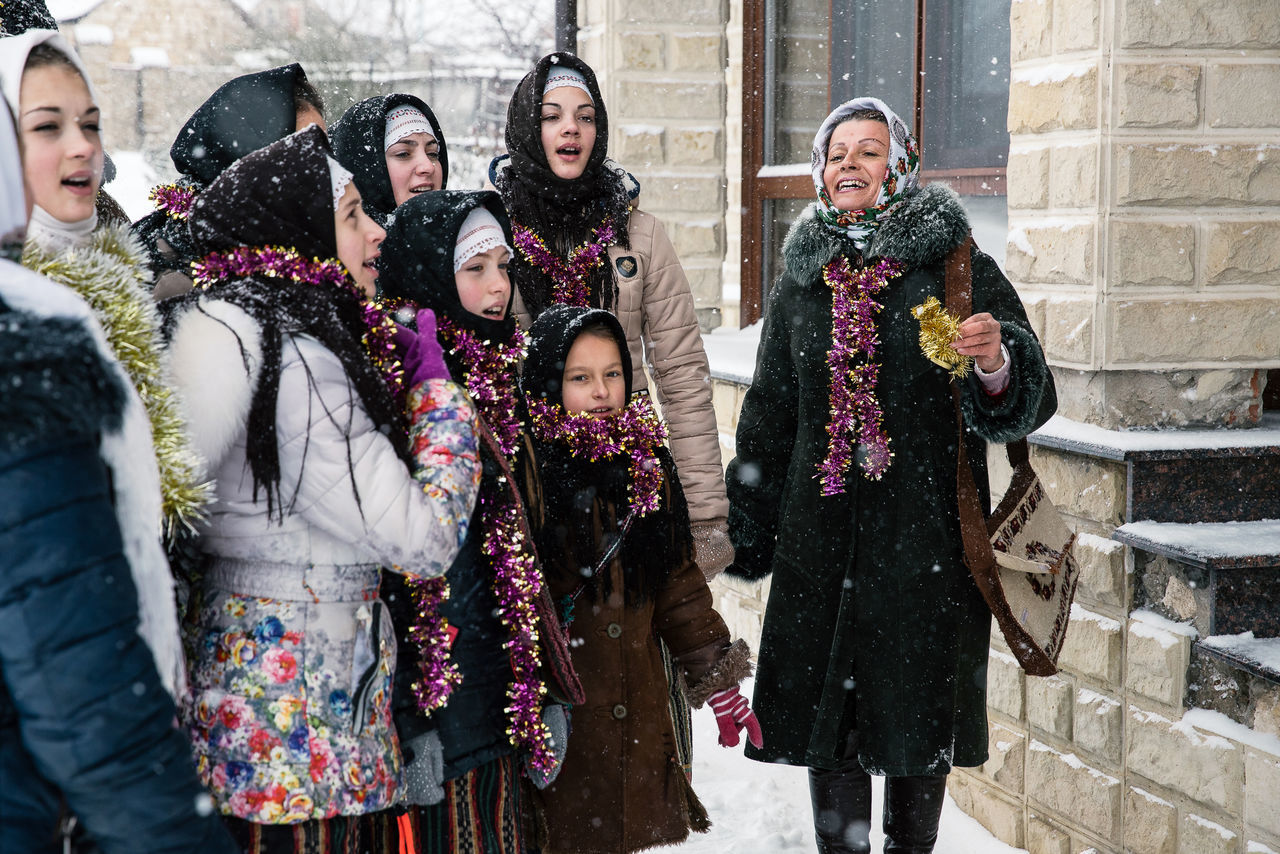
[532,545,752,854]
[514,207,728,529]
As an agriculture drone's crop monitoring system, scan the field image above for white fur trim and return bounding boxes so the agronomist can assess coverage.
[167,299,261,476]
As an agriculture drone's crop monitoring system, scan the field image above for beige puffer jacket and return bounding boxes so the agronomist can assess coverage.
[514,207,732,575]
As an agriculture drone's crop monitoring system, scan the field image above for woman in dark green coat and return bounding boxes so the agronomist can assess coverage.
[726,97,1056,854]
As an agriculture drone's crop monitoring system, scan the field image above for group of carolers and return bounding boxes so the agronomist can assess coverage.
[0,20,756,854]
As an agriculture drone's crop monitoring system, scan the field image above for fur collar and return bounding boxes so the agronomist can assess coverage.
[166,298,263,476]
[782,183,971,287]
[0,307,127,452]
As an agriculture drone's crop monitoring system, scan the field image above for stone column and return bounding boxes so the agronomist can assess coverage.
[577,0,730,329]
[1005,0,1280,429]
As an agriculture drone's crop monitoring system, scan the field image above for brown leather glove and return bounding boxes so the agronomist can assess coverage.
[691,517,735,580]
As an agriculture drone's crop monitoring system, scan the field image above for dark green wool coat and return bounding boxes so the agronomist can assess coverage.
[726,184,1056,776]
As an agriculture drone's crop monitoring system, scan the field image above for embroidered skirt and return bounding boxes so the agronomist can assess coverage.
[412,753,526,854]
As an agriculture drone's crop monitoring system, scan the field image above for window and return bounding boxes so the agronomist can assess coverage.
[741,0,1011,325]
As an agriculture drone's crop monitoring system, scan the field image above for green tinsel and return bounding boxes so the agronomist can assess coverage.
[24,225,211,540]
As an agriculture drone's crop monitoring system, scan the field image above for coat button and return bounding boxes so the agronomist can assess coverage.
[606,622,623,638]
[611,704,628,719]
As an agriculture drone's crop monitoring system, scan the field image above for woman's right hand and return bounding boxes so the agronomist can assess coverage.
[402,308,451,386]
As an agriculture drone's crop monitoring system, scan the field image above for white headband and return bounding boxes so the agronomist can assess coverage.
[453,206,511,273]
[542,66,592,103]
[384,106,435,151]
[327,155,354,211]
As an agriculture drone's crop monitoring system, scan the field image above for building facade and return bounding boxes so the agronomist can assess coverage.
[579,1,1280,852]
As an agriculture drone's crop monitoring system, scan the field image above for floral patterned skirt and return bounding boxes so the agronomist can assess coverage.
[185,559,402,822]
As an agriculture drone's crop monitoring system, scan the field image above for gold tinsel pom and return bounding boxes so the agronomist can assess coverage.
[911,296,972,380]
[25,226,212,541]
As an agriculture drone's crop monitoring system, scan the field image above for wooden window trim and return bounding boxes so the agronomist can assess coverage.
[740,0,1006,326]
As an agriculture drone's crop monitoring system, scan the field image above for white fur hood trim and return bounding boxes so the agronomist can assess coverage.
[167,298,262,476]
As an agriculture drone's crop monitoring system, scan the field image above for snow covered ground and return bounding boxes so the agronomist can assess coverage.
[678,679,1028,853]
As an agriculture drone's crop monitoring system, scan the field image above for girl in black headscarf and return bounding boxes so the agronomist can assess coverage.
[163,125,481,853]
[330,93,448,226]
[495,49,735,785]
[377,188,581,853]
[131,62,325,297]
[518,304,756,854]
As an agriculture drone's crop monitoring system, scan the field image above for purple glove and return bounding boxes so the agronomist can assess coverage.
[402,308,451,386]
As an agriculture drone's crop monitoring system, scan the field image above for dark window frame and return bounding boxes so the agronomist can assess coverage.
[740,0,1007,326]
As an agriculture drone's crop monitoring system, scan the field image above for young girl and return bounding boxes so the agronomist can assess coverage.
[520,304,759,854]
[0,60,237,854]
[494,53,732,578]
[163,125,480,851]
[330,93,448,226]
[1,29,205,649]
[132,62,326,298]
[376,189,581,853]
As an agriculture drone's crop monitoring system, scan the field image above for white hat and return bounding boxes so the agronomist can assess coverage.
[454,206,511,273]
[383,106,435,151]
[542,66,592,103]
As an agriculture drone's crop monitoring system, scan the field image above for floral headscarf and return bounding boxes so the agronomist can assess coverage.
[811,96,920,248]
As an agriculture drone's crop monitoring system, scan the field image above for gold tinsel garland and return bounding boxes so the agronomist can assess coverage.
[911,296,972,380]
[24,226,211,540]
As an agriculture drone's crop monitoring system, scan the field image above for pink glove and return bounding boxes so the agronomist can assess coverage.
[401,308,451,386]
[708,687,763,749]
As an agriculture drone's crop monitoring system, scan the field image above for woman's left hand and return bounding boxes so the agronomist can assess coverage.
[955,312,1005,373]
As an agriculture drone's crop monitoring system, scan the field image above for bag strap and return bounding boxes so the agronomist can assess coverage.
[943,235,999,576]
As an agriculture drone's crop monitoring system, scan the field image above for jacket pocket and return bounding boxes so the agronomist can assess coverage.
[350,601,390,733]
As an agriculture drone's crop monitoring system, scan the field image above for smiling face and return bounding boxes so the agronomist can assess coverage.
[539,85,596,181]
[385,131,441,205]
[561,328,626,417]
[19,64,103,224]
[456,245,512,321]
[822,118,890,212]
[333,183,386,297]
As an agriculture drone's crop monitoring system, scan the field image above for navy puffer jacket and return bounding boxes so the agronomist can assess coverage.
[0,290,236,854]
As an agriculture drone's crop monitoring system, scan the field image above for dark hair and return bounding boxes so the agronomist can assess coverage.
[845,107,888,125]
[573,319,620,346]
[23,43,80,74]
[293,75,325,119]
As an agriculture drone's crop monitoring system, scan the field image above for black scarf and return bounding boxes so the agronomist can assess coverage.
[169,126,409,521]
[330,93,449,227]
[520,305,692,605]
[133,63,311,276]
[494,53,632,317]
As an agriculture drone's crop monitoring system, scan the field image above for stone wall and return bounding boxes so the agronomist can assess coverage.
[949,2,1280,850]
[576,0,729,329]
[1005,0,1280,429]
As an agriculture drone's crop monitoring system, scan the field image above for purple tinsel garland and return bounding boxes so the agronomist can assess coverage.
[817,255,904,495]
[438,319,529,459]
[525,393,668,517]
[407,576,460,713]
[149,183,197,221]
[511,219,618,307]
[192,245,406,408]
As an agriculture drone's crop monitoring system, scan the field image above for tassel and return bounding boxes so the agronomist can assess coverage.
[911,296,972,379]
[397,811,416,854]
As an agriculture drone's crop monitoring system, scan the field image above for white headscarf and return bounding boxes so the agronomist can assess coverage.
[453,205,511,273]
[810,96,921,248]
[0,30,101,248]
[0,82,26,255]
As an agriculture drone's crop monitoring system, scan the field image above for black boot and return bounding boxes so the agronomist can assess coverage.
[882,774,948,853]
[809,760,873,854]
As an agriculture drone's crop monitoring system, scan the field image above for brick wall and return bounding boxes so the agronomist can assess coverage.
[1006,0,1280,429]
[576,0,729,326]
[948,3,1280,851]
